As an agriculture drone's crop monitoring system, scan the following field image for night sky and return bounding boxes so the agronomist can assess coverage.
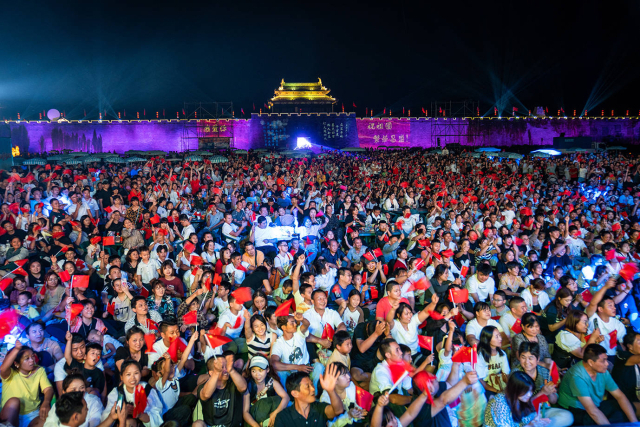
[1,0,639,120]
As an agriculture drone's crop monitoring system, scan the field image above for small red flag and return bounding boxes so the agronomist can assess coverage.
[355,385,373,411]
[619,263,639,281]
[274,299,296,317]
[190,255,204,266]
[184,241,196,253]
[147,319,158,331]
[0,309,20,339]
[549,360,559,384]
[460,266,469,277]
[107,302,115,316]
[182,311,198,325]
[418,335,433,351]
[388,359,414,384]
[71,275,89,289]
[66,303,84,323]
[451,346,477,364]
[322,323,335,341]
[231,287,252,305]
[90,236,102,245]
[167,337,187,362]
[373,248,383,258]
[0,277,12,292]
[133,384,148,418]
[102,236,115,246]
[412,371,436,404]
[150,215,160,225]
[144,334,156,353]
[511,318,523,334]
[205,334,232,349]
[580,289,593,303]
[39,284,47,296]
[609,330,618,349]
[59,270,71,282]
[426,310,444,320]
[531,394,549,412]
[449,288,469,304]
[407,277,430,292]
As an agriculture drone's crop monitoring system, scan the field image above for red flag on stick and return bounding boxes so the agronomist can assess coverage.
[449,288,469,304]
[418,335,433,351]
[144,334,157,353]
[274,299,296,317]
[510,318,523,334]
[355,385,373,411]
[322,323,335,341]
[231,287,252,305]
[412,371,436,404]
[133,384,148,418]
[71,275,89,289]
[205,334,232,350]
[0,309,20,339]
[388,360,414,384]
[66,303,84,324]
[451,346,477,365]
[167,337,187,362]
[0,277,12,292]
[183,311,198,325]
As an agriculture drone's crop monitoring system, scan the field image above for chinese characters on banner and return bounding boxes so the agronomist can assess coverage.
[356,119,410,148]
[200,120,233,136]
[322,121,350,141]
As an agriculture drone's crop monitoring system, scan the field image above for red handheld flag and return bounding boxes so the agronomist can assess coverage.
[71,275,89,289]
[0,309,20,339]
[133,384,148,418]
[184,241,196,253]
[355,385,374,411]
[59,270,71,283]
[144,334,157,353]
[66,303,84,323]
[580,289,593,303]
[549,360,559,384]
[205,333,232,349]
[13,259,28,268]
[274,299,296,317]
[459,265,469,278]
[388,359,414,384]
[418,335,433,351]
[102,236,115,246]
[531,394,549,412]
[147,319,159,331]
[190,255,204,266]
[322,323,335,341]
[213,273,222,286]
[90,236,102,245]
[107,302,115,316]
[150,215,161,225]
[167,337,187,363]
[412,371,436,404]
[510,318,523,334]
[451,346,477,364]
[373,248,383,258]
[426,310,444,320]
[183,311,198,325]
[231,287,252,305]
[450,288,469,304]
[619,263,639,281]
[39,284,47,296]
[407,277,430,292]
[0,277,12,292]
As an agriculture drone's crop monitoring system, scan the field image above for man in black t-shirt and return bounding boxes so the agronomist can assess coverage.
[350,320,386,384]
[197,351,247,427]
[274,364,344,427]
[93,181,112,213]
[0,220,27,245]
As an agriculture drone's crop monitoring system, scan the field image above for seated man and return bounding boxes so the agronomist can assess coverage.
[370,338,413,406]
[558,343,638,425]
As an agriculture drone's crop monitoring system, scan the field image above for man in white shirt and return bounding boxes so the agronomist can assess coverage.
[499,296,528,341]
[466,301,506,346]
[370,339,413,405]
[251,216,277,257]
[221,212,247,242]
[178,214,196,240]
[66,192,90,219]
[466,263,495,303]
[81,188,100,218]
[585,283,627,360]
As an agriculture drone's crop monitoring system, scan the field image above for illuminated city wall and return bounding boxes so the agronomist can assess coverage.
[5,114,640,154]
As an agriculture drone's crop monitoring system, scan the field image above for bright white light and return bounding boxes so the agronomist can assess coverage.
[531,149,562,155]
[581,265,594,281]
[296,137,312,149]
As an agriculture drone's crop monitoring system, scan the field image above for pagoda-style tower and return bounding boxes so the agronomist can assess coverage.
[268,78,337,113]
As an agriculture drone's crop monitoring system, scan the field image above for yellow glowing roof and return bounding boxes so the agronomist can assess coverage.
[271,78,336,103]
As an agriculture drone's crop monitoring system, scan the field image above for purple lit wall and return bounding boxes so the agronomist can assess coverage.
[6,115,640,154]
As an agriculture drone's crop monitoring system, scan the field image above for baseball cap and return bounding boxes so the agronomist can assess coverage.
[249,355,269,370]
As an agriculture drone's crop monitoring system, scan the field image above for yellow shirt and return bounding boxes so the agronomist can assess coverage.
[1,367,52,414]
[327,349,351,370]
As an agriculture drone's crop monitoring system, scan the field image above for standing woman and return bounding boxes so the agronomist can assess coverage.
[476,325,511,396]
[0,342,54,427]
[483,371,549,427]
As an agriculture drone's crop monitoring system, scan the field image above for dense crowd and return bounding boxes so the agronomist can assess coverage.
[0,147,640,427]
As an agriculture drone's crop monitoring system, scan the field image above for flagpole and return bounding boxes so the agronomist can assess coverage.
[389,371,409,394]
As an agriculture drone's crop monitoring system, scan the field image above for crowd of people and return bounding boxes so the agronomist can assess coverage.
[0,147,639,427]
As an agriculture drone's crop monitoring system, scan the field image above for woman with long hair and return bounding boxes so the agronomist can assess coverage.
[484,371,549,427]
[0,342,54,427]
[242,355,289,427]
[215,247,232,275]
[121,248,140,283]
[476,325,510,396]
[553,309,604,369]
[113,327,151,379]
[158,260,184,298]
[387,298,439,363]
[514,342,574,427]
[541,287,573,342]
[243,313,277,359]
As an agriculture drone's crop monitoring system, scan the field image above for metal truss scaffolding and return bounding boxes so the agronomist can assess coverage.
[181,102,235,151]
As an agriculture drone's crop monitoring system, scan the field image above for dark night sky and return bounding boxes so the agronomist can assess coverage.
[1,0,639,119]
